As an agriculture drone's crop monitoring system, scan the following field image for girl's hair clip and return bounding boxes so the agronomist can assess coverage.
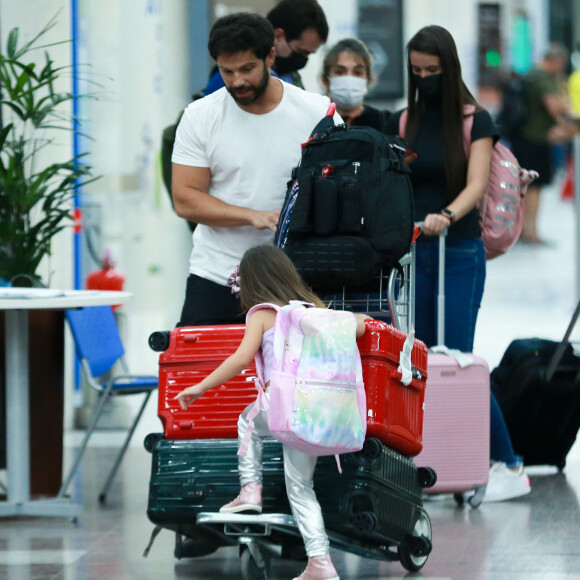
[228,265,241,294]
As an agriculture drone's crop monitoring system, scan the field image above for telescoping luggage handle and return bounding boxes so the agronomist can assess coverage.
[437,229,447,347]
[432,228,474,366]
[415,222,448,346]
[545,298,580,382]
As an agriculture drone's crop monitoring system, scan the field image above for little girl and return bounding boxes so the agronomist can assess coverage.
[175,245,369,580]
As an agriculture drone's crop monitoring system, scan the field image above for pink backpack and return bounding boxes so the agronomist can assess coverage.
[399,106,538,259]
[239,302,366,458]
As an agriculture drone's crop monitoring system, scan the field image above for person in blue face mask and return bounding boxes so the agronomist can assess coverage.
[384,25,531,503]
[321,38,392,132]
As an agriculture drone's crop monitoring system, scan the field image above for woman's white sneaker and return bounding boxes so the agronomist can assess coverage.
[483,462,531,502]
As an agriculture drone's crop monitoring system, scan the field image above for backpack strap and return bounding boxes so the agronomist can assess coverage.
[246,302,282,388]
[462,104,476,155]
[239,303,280,457]
[398,109,408,139]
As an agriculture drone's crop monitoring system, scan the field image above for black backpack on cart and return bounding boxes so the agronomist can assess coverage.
[275,106,414,291]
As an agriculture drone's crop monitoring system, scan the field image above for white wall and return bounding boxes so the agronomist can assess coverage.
[77,0,192,352]
[74,0,194,435]
[0,1,74,290]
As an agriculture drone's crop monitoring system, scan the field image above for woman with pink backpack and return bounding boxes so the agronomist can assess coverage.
[175,244,370,580]
[383,25,531,502]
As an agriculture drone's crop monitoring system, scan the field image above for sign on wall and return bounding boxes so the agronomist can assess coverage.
[357,0,404,100]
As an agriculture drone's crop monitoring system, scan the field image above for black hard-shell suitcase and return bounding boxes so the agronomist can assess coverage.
[146,436,292,556]
[145,435,435,569]
[491,300,580,470]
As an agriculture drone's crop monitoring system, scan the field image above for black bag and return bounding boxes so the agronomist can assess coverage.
[275,112,414,291]
[162,109,196,233]
[161,84,215,233]
[491,300,580,470]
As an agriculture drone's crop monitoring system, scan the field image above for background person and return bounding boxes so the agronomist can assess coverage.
[319,37,414,322]
[204,0,329,94]
[320,37,392,131]
[512,43,578,244]
[570,43,580,116]
[384,25,531,502]
[171,13,338,327]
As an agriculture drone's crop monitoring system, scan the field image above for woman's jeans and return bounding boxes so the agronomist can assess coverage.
[415,237,485,352]
[415,237,520,467]
[237,404,329,557]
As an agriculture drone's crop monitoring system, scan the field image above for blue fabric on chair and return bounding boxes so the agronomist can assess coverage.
[66,306,125,378]
[59,305,158,503]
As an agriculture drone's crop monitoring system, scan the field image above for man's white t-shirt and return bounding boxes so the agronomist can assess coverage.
[172,81,334,286]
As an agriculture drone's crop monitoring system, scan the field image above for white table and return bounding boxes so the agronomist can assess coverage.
[0,289,133,518]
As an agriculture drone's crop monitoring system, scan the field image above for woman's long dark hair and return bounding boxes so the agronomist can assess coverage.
[405,25,481,202]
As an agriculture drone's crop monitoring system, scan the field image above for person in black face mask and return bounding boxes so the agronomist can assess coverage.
[204,0,328,95]
[384,26,531,504]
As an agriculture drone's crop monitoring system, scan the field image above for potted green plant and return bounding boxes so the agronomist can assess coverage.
[0,17,97,287]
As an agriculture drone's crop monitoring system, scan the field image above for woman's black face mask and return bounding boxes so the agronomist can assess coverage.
[274,51,309,76]
[413,73,442,99]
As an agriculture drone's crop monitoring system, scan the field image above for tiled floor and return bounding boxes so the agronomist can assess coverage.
[1,181,580,579]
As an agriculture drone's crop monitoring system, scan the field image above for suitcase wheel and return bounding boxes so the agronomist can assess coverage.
[417,466,437,489]
[453,485,486,509]
[351,511,378,534]
[398,511,432,572]
[357,437,383,461]
[143,432,165,453]
[240,545,270,580]
[148,330,171,352]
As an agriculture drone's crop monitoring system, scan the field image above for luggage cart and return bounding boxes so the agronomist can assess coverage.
[190,436,435,579]
[324,225,420,334]
[195,508,432,580]
[144,226,434,577]
[145,435,435,579]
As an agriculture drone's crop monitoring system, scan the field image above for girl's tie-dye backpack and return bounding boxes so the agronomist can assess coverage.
[239,301,366,461]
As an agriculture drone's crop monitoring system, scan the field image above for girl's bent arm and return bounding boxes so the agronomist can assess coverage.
[174,314,265,409]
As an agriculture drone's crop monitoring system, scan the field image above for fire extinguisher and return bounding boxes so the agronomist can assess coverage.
[86,250,126,310]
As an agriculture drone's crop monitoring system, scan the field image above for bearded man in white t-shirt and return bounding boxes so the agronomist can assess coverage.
[172,12,337,327]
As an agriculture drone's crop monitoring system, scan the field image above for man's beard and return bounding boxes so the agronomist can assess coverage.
[226,63,270,106]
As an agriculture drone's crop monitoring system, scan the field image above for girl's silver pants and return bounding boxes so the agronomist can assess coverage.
[237,403,329,557]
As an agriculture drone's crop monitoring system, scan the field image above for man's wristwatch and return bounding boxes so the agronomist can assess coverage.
[440,208,456,224]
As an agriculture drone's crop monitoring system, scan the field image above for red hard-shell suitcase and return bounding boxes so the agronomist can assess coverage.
[357,319,428,456]
[158,319,427,451]
[158,325,258,439]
